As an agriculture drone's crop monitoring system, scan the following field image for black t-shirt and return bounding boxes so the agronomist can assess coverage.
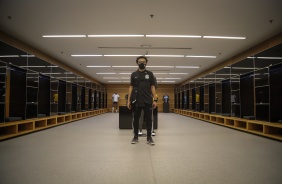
[130,69,155,105]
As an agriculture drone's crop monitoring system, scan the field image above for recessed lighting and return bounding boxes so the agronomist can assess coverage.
[257,57,282,60]
[88,35,144,37]
[185,55,216,58]
[71,55,103,57]
[0,55,19,57]
[146,35,201,38]
[146,66,174,68]
[86,66,111,67]
[43,35,86,37]
[112,66,137,68]
[203,36,246,39]
[145,55,184,57]
[175,66,199,68]
[104,55,142,57]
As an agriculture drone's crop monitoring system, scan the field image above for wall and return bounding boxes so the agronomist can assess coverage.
[106,84,175,112]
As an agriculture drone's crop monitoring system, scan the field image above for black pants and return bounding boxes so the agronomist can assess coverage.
[132,103,152,137]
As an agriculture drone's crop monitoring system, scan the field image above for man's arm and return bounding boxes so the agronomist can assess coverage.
[127,86,133,109]
[151,85,158,109]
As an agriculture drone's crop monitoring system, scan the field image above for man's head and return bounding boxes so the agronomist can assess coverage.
[136,56,148,70]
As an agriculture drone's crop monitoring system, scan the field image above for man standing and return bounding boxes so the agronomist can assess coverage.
[127,56,157,145]
[112,93,120,112]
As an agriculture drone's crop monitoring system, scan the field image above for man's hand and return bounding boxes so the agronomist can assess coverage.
[152,101,157,109]
[127,101,131,109]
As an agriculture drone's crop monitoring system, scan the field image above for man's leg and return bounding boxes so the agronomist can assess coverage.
[131,106,142,144]
[138,109,144,135]
[144,104,155,145]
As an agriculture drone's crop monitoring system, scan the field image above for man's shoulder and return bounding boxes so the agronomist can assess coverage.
[145,70,154,75]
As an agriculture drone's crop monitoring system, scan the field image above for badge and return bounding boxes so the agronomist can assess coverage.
[145,74,149,79]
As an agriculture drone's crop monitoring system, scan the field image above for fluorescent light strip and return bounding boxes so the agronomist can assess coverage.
[203,36,246,39]
[121,77,130,79]
[146,35,201,38]
[257,57,282,60]
[118,73,131,74]
[153,73,168,74]
[87,66,111,67]
[185,55,216,58]
[71,55,102,57]
[21,66,46,68]
[108,81,122,82]
[145,55,184,57]
[96,73,116,74]
[112,66,136,68]
[43,35,86,37]
[122,81,130,82]
[161,81,176,83]
[169,73,188,75]
[156,78,163,79]
[42,73,61,75]
[20,55,35,57]
[0,55,19,57]
[175,66,199,68]
[146,66,174,68]
[104,55,142,57]
[47,66,59,67]
[88,35,144,37]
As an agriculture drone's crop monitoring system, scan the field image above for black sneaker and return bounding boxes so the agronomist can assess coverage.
[147,137,155,145]
[131,136,138,144]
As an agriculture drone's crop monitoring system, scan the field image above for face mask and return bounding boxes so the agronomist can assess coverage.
[138,63,146,69]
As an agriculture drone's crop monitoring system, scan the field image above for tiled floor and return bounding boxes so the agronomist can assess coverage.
[0,113,282,184]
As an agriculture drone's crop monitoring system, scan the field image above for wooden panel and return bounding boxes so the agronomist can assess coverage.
[106,84,175,112]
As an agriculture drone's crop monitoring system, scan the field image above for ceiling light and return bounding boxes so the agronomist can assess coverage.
[121,77,130,79]
[203,36,246,39]
[256,57,282,60]
[146,35,201,38]
[42,73,62,75]
[20,55,35,57]
[71,55,103,57]
[42,35,86,37]
[104,55,142,57]
[108,81,122,82]
[156,78,163,79]
[96,73,117,74]
[161,81,176,83]
[175,66,199,68]
[47,66,59,67]
[145,55,184,57]
[112,66,137,67]
[0,55,19,57]
[169,73,188,75]
[153,73,168,74]
[185,55,216,58]
[20,66,46,68]
[88,35,144,37]
[122,81,130,82]
[86,66,111,67]
[146,66,174,68]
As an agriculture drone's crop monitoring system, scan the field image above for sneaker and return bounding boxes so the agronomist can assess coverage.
[147,137,155,145]
[152,131,156,136]
[138,130,143,136]
[131,136,138,144]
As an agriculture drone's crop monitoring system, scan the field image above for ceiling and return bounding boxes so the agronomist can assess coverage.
[0,0,282,85]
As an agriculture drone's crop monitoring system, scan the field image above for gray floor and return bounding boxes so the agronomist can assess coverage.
[0,113,282,184]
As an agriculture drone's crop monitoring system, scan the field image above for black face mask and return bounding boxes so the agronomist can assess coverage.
[138,63,146,69]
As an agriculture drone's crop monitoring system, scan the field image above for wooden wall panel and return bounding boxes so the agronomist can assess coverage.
[106,84,175,112]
